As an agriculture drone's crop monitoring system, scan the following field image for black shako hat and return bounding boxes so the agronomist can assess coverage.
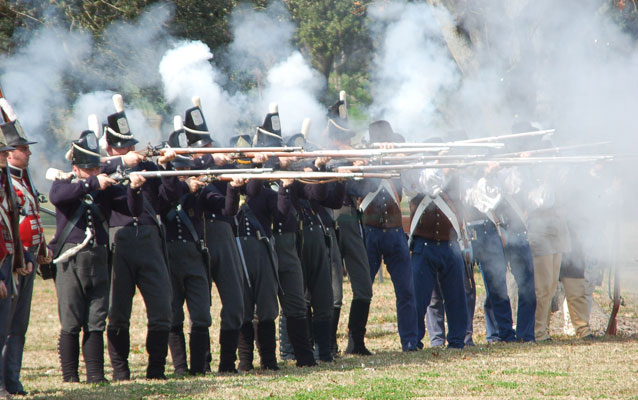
[103,94,138,149]
[229,134,252,148]
[68,130,102,169]
[254,103,283,147]
[326,91,355,141]
[368,120,405,143]
[183,97,213,148]
[167,115,194,169]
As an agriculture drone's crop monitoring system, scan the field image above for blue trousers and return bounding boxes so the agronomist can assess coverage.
[426,261,476,347]
[0,258,14,390]
[365,226,418,351]
[411,238,468,349]
[470,221,515,342]
[503,233,537,342]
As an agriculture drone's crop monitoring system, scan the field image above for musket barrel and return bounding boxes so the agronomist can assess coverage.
[127,168,274,178]
[459,129,555,144]
[370,142,504,149]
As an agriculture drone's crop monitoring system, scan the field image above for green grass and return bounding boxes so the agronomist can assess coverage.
[15,236,638,399]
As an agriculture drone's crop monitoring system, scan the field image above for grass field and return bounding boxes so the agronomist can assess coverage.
[13,252,638,400]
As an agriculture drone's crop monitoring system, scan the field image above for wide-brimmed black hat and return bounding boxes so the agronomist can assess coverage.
[104,110,138,149]
[68,130,102,168]
[255,104,283,147]
[368,120,404,143]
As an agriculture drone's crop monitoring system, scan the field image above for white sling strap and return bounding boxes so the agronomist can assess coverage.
[359,179,400,212]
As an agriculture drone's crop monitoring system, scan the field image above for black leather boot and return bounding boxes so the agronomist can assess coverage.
[256,320,279,371]
[312,319,333,362]
[286,316,317,367]
[237,322,255,372]
[107,329,130,381]
[59,331,80,383]
[330,307,341,357]
[82,331,107,383]
[146,330,169,380]
[345,299,372,356]
[168,326,188,376]
[278,315,295,360]
[218,329,239,373]
[189,327,209,375]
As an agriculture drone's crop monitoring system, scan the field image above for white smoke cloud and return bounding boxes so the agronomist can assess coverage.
[367,1,460,140]
[159,40,244,141]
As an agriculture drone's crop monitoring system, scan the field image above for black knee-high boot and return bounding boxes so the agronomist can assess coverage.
[146,329,169,380]
[168,326,188,376]
[59,331,80,383]
[256,320,279,371]
[189,327,209,375]
[345,299,372,355]
[82,331,107,383]
[237,322,255,371]
[330,307,341,357]
[107,329,130,381]
[218,329,239,373]
[286,316,317,367]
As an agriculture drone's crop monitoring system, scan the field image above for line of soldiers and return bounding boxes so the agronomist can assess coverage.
[1,89,604,394]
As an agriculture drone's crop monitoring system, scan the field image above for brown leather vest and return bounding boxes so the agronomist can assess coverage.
[409,196,457,241]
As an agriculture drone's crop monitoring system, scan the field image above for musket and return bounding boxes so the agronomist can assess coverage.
[101,144,303,161]
[497,141,612,157]
[457,129,555,144]
[202,171,400,182]
[44,167,275,183]
[369,142,505,149]
[252,147,449,159]
[336,156,614,172]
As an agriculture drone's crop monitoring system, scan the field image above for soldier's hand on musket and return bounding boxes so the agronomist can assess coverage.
[279,156,295,169]
[281,178,294,187]
[37,248,53,265]
[213,153,232,166]
[186,177,206,193]
[128,173,147,189]
[519,151,532,158]
[17,261,33,276]
[485,161,500,174]
[97,173,117,190]
[230,177,247,187]
[353,159,368,166]
[377,142,395,149]
[0,281,7,300]
[314,156,331,169]
[157,148,177,167]
[251,153,269,164]
[122,151,145,167]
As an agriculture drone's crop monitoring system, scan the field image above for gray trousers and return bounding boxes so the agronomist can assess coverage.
[273,232,307,319]
[301,227,334,322]
[0,257,13,390]
[167,241,211,329]
[335,214,373,304]
[239,236,279,323]
[205,220,245,331]
[56,245,109,333]
[108,225,172,331]
[3,246,36,392]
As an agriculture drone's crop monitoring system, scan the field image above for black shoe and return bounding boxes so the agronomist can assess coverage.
[8,389,28,396]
